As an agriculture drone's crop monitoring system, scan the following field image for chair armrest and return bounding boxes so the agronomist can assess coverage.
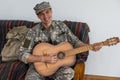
[73,62,85,80]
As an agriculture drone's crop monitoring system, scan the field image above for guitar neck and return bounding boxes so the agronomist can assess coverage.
[64,37,120,56]
[64,42,104,56]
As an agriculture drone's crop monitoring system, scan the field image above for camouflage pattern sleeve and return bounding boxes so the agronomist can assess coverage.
[62,22,83,48]
[19,26,37,63]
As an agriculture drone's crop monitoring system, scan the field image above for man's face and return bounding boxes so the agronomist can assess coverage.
[37,8,52,27]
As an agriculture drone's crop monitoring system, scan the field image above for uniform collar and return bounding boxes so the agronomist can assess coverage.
[40,21,55,30]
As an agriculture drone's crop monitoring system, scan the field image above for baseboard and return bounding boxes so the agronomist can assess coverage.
[84,74,120,80]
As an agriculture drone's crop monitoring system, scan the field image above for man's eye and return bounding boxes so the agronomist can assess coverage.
[39,13,44,16]
[46,11,49,14]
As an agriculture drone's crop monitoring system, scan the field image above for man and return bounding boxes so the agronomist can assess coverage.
[19,1,102,80]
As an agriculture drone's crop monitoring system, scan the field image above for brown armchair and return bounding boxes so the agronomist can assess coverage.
[0,20,89,80]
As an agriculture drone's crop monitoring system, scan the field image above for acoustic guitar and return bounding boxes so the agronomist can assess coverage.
[33,37,119,76]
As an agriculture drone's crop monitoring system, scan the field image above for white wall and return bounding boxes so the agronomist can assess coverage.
[0,0,120,77]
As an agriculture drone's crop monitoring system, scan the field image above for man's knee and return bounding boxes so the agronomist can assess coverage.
[63,67,74,79]
[54,66,74,80]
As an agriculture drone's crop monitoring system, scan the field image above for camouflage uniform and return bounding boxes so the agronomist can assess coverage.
[19,20,82,80]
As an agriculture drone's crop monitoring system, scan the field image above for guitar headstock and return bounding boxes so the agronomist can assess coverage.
[103,37,120,46]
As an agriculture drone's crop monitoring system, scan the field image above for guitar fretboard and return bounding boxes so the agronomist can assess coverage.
[64,42,105,56]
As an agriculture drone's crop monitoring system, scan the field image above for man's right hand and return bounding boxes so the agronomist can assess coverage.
[41,54,58,64]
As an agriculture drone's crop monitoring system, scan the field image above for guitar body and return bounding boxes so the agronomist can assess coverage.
[33,42,76,76]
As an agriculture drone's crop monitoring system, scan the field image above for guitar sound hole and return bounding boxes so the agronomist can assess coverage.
[57,52,65,59]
